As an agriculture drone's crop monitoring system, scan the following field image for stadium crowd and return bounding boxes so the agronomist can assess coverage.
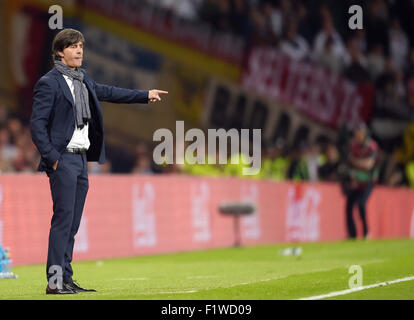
[1,98,414,187]
[2,0,414,188]
[141,0,414,187]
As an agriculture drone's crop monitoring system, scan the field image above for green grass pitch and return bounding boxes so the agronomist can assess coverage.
[1,238,413,300]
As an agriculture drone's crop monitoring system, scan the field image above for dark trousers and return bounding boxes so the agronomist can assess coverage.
[345,183,374,239]
[46,151,88,283]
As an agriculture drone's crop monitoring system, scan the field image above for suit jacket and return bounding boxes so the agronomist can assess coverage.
[30,67,149,173]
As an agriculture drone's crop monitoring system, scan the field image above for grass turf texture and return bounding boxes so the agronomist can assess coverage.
[0,238,413,300]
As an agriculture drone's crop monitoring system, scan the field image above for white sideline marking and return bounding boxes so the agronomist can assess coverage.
[298,275,414,300]
[137,266,366,296]
[143,276,287,296]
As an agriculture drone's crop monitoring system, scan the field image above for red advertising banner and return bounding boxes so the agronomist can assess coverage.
[0,175,412,266]
[242,47,376,129]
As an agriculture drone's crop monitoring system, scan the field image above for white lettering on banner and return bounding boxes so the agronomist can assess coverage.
[292,62,312,112]
[74,216,89,253]
[339,80,355,119]
[132,183,157,248]
[317,72,337,122]
[283,59,338,123]
[282,59,298,102]
[244,49,285,99]
[308,67,336,122]
[268,51,285,99]
[286,186,320,242]
[240,184,260,239]
[191,183,211,243]
[410,210,414,239]
[242,48,373,128]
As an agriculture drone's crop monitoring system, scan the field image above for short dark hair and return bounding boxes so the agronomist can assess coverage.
[51,28,85,61]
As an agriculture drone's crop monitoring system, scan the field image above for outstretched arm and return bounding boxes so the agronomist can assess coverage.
[94,82,149,104]
[94,82,168,104]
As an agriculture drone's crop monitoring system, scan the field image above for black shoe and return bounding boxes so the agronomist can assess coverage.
[64,280,97,293]
[46,284,77,294]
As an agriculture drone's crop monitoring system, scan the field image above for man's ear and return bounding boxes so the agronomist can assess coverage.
[57,51,64,58]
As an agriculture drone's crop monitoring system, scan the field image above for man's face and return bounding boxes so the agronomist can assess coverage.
[58,41,83,69]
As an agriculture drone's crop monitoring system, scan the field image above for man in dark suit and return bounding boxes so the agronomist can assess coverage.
[30,28,168,294]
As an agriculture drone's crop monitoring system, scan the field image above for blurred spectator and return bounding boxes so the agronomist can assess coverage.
[230,0,251,37]
[312,15,347,67]
[132,141,155,175]
[343,123,380,239]
[287,145,309,181]
[152,0,203,20]
[343,37,369,84]
[389,17,409,71]
[405,47,414,108]
[295,1,310,40]
[366,44,386,81]
[261,139,289,181]
[365,0,389,54]
[88,161,112,174]
[318,143,340,182]
[303,142,324,182]
[0,127,17,172]
[262,0,290,39]
[390,123,414,181]
[317,35,343,74]
[178,0,203,21]
[215,0,233,33]
[12,127,38,172]
[375,59,408,121]
[224,151,251,178]
[280,18,309,61]
[353,29,367,54]
[0,104,9,127]
[7,117,24,145]
[199,0,221,28]
[387,163,407,186]
[248,6,276,46]
[406,161,414,188]
[199,0,234,33]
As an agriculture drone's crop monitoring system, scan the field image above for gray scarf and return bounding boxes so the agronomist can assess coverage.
[54,60,91,128]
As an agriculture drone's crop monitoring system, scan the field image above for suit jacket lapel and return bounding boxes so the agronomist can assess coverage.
[82,71,103,120]
[83,72,98,101]
[53,68,75,107]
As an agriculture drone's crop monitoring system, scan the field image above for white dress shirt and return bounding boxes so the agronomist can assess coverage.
[62,75,90,150]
